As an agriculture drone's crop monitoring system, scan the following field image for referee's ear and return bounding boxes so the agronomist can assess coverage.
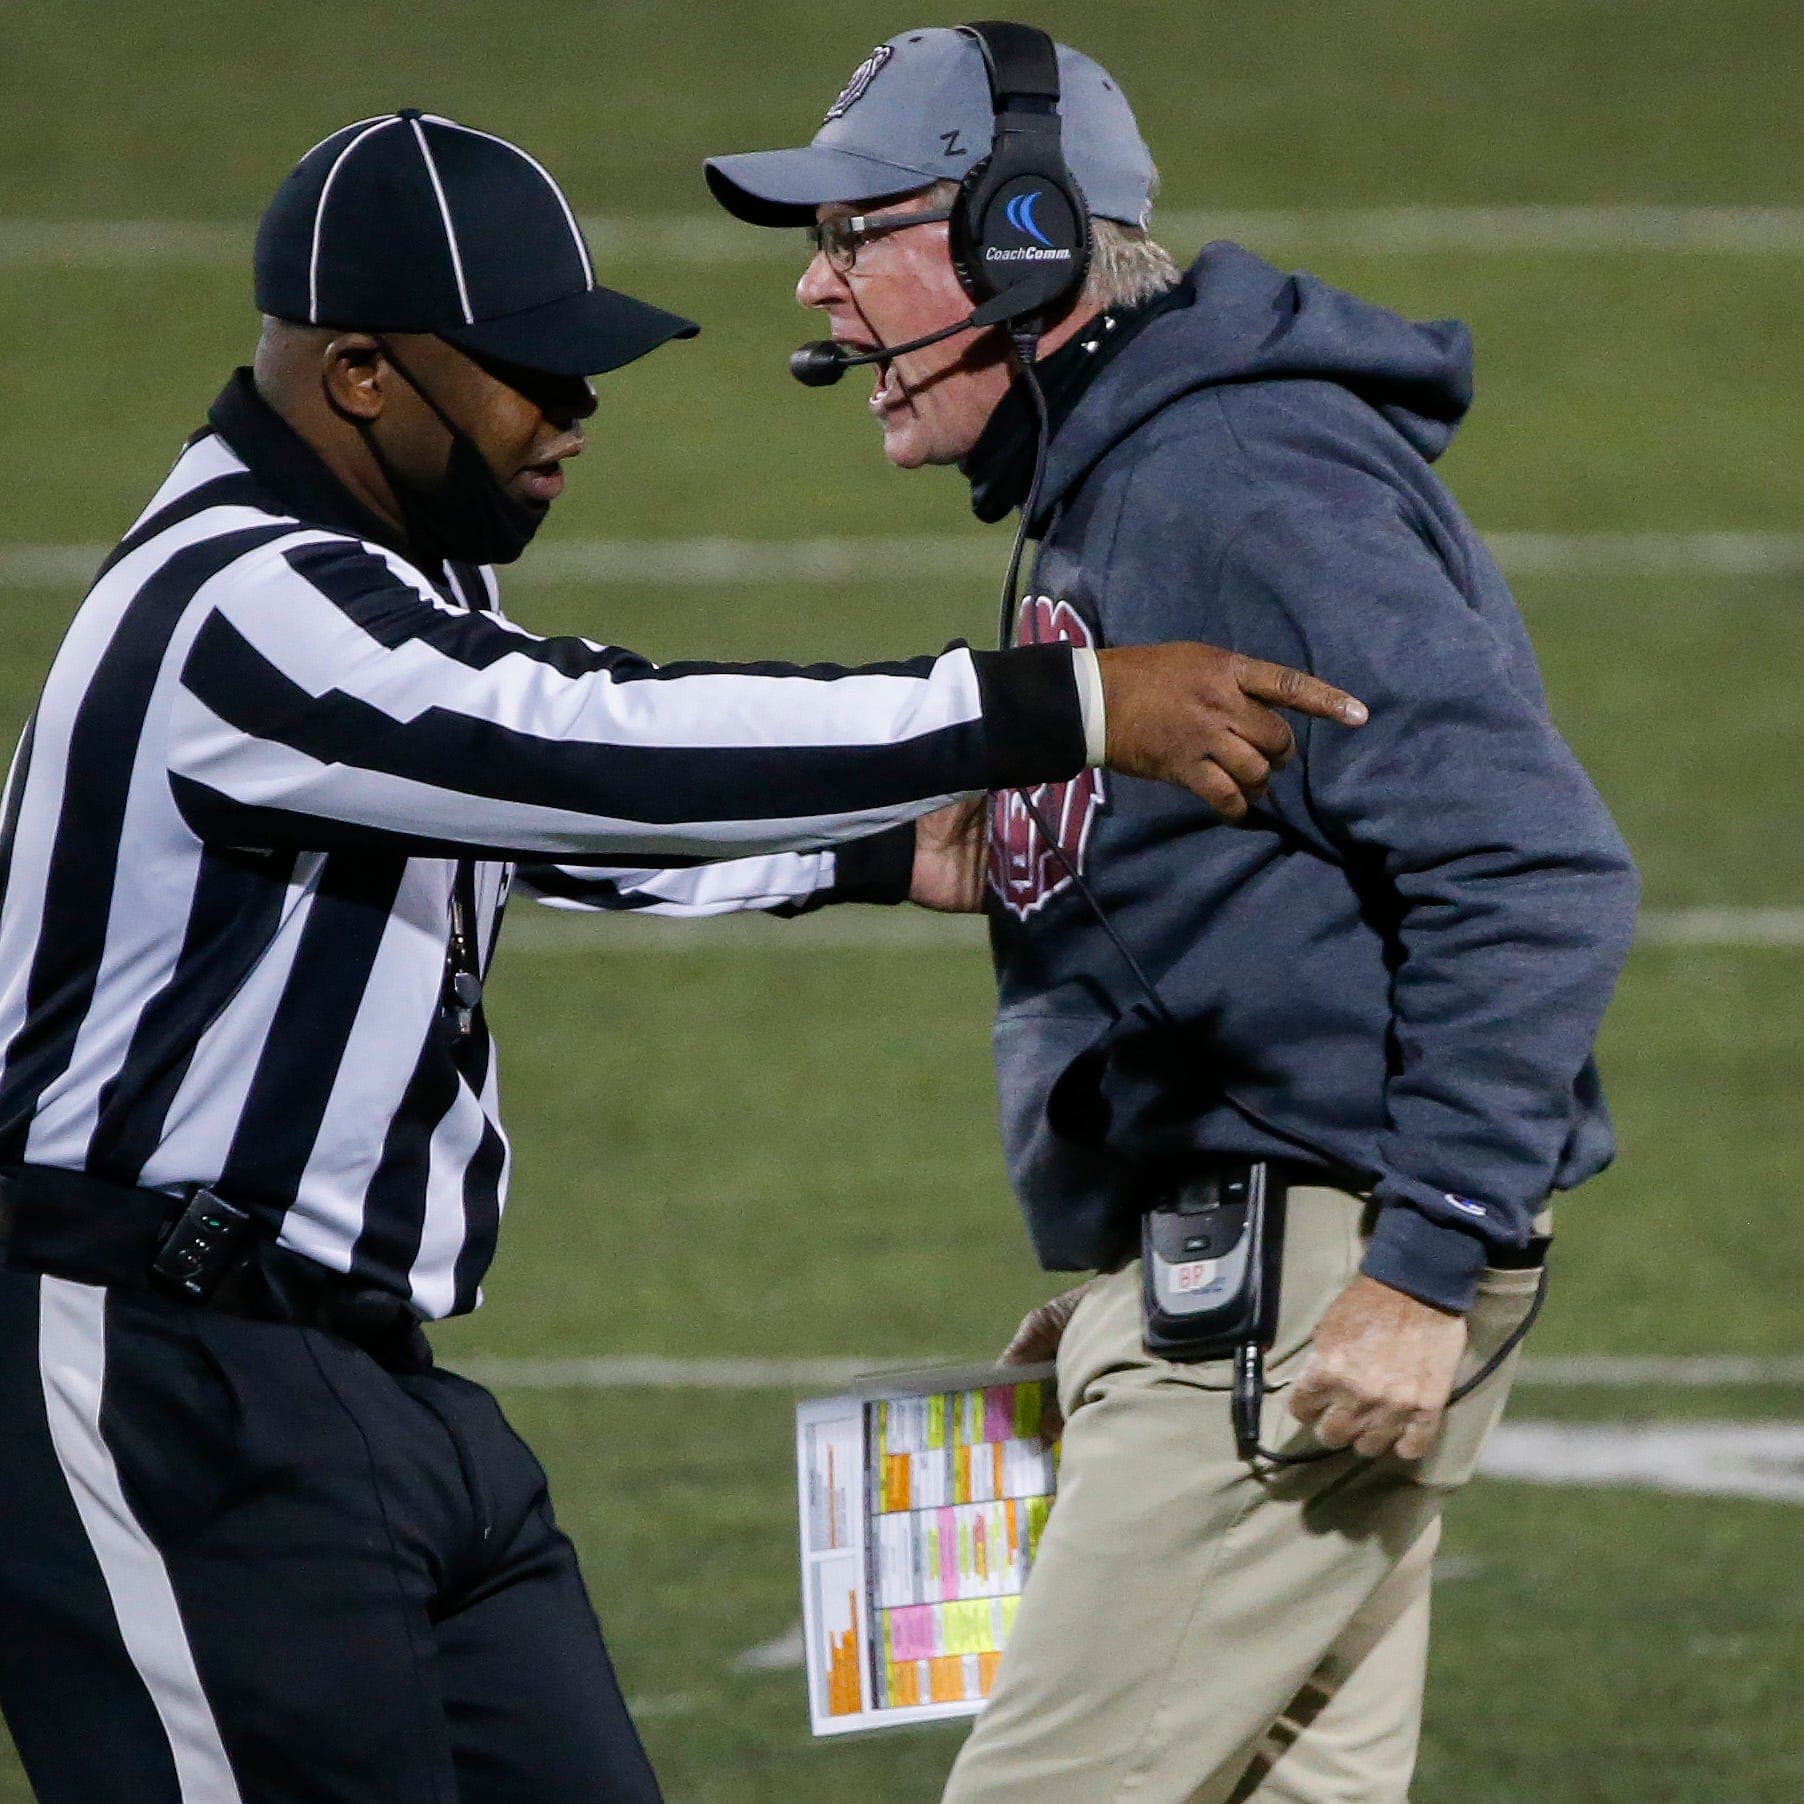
[320,333,389,423]
[255,316,389,426]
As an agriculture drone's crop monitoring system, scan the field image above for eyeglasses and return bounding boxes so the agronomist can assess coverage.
[804,207,954,273]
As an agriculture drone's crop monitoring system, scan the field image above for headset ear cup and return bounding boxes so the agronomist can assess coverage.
[948,156,993,304]
[1038,171,1093,306]
[958,148,1092,318]
[1067,177,1094,300]
[949,22,1093,320]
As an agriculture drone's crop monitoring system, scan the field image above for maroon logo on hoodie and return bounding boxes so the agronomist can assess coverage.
[988,597,1106,921]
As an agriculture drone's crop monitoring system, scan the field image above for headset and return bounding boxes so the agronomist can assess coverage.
[789,20,1093,389]
[948,21,1093,327]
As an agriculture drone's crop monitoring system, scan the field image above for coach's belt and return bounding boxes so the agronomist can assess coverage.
[0,1163,429,1367]
[1123,1158,1550,1272]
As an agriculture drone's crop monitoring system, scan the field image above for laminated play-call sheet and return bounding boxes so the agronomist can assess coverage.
[794,1364,1059,1736]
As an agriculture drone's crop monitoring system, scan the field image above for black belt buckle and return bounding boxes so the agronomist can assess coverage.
[151,1188,255,1301]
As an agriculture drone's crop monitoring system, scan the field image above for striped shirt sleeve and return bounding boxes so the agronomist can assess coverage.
[165,536,1084,862]
[515,824,916,918]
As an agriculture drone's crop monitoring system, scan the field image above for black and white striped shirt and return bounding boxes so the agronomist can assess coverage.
[0,371,1087,1318]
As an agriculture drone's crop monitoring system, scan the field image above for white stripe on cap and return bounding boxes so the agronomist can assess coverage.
[308,115,403,324]
[292,113,391,168]
[427,116,594,288]
[37,1277,244,1801]
[408,118,474,325]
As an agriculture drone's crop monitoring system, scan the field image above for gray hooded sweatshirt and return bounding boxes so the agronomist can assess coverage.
[985,241,1640,1313]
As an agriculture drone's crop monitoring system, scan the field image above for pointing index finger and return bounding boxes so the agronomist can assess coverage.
[1232,655,1368,727]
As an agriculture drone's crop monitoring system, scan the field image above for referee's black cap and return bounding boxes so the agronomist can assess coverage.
[255,110,699,377]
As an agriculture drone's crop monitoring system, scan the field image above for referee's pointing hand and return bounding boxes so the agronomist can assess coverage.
[1097,644,1368,820]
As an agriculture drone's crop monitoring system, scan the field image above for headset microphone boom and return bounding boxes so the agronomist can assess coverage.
[788,289,1046,387]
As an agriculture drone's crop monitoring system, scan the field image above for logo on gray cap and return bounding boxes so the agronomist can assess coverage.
[822,43,893,123]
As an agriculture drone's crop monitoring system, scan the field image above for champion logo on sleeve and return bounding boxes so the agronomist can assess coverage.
[1443,1194,1489,1219]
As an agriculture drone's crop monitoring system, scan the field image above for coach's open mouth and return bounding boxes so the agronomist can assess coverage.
[866,355,899,415]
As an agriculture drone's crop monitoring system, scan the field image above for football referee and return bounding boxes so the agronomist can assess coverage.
[0,113,1368,1803]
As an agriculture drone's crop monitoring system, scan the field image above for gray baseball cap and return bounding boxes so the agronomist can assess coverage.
[705,27,1155,229]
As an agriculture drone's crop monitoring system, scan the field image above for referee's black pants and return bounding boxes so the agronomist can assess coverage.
[0,1268,662,1803]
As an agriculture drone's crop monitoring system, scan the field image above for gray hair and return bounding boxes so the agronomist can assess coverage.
[920,177,1181,313]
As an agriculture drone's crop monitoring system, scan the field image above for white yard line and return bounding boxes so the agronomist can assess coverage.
[1485,533,1804,579]
[505,911,981,954]
[734,1623,808,1673]
[1160,206,1804,257]
[6,532,1804,592]
[1516,1355,1804,1388]
[621,1692,698,1721]
[6,206,1804,269]
[1634,908,1804,949]
[0,219,249,268]
[493,907,1804,956]
[1481,1420,1804,1504]
[461,1354,893,1391]
[456,1353,1804,1392]
[0,546,104,587]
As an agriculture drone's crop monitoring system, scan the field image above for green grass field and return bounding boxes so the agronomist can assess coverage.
[3,1,1801,1797]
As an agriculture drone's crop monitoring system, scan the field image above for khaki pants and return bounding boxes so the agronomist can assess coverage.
[942,1185,1544,1804]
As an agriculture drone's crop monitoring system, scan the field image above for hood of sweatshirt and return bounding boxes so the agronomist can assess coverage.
[1034,239,1475,521]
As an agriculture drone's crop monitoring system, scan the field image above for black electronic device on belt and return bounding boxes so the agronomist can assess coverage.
[1141,1160,1284,1360]
[151,1187,257,1301]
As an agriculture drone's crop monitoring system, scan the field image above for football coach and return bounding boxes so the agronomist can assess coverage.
[0,111,1372,1803]
[708,23,1640,1803]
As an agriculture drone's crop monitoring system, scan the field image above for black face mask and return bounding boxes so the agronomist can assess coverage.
[337,341,550,566]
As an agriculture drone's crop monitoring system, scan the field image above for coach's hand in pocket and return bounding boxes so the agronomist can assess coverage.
[1288,1273,1467,1462]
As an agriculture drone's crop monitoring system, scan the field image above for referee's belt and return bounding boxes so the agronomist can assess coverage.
[0,1163,429,1367]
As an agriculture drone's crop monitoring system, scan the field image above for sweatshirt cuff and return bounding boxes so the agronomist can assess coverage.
[1360,1202,1489,1314]
[826,823,916,906]
[970,645,1088,790]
